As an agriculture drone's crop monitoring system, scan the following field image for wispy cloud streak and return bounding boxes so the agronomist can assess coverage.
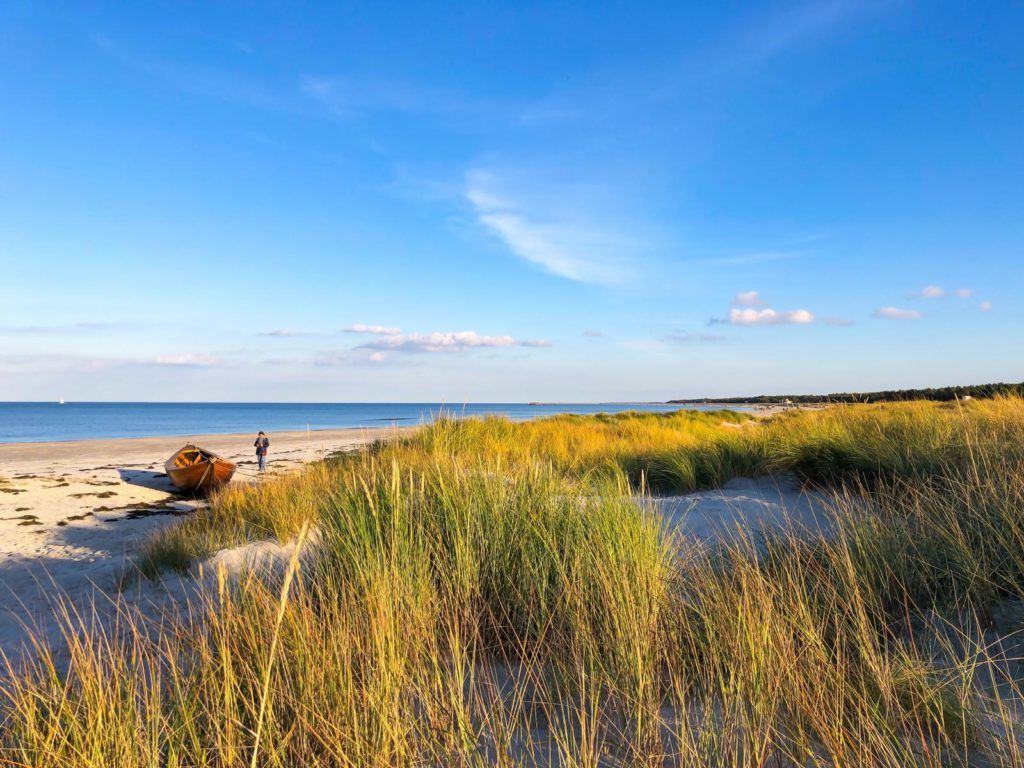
[465,171,631,284]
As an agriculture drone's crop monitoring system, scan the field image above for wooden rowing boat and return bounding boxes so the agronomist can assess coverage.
[164,444,236,492]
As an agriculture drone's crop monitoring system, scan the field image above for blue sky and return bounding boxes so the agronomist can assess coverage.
[1,1,1021,402]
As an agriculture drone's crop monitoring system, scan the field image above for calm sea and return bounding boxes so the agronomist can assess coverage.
[0,402,746,444]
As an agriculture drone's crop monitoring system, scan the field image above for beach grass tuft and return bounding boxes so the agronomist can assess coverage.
[4,398,1024,765]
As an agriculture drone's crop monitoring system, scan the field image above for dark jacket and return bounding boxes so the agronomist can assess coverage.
[255,436,270,456]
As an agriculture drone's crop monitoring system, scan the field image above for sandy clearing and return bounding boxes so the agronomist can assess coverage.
[654,475,835,546]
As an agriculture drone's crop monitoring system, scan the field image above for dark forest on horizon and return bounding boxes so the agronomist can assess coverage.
[672,381,1024,405]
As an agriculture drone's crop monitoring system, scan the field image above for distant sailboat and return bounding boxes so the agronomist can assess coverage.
[58,398,65,405]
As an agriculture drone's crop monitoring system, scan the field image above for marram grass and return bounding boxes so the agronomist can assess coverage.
[4,398,1024,766]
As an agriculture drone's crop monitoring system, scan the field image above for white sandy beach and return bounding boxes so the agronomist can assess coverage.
[0,426,410,664]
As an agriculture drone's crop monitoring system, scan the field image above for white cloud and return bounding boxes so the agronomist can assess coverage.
[345,324,402,335]
[955,288,973,298]
[319,324,552,363]
[910,285,945,299]
[716,293,819,326]
[732,290,765,307]
[873,307,921,320]
[152,354,220,367]
[466,171,629,284]
[728,307,815,326]
[979,301,993,312]
[359,330,550,355]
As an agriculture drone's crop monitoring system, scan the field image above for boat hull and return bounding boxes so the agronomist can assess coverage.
[164,445,237,493]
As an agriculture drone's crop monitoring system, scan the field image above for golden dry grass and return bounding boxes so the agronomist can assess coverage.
[4,399,1024,766]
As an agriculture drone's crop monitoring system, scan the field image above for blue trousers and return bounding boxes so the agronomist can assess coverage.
[258,454,267,472]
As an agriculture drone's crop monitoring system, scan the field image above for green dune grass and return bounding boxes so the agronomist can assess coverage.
[4,399,1024,766]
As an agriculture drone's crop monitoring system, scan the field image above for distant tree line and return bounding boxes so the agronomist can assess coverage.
[670,382,1024,405]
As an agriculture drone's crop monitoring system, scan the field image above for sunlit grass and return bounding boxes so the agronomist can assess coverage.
[4,398,1024,765]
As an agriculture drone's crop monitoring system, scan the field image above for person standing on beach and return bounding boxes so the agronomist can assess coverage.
[254,431,270,472]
